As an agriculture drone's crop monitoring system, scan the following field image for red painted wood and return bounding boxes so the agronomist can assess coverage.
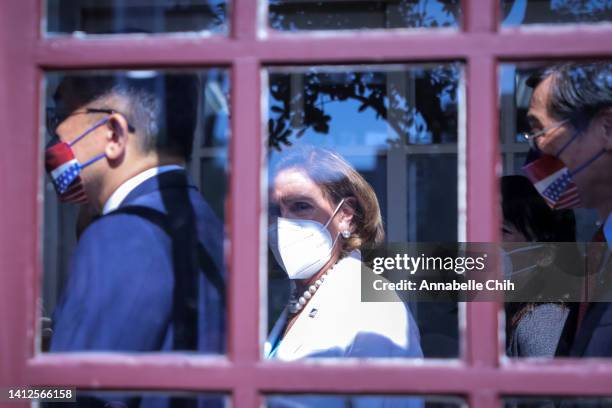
[232,0,259,40]
[0,3,40,408]
[464,0,497,33]
[3,0,612,405]
[23,357,612,395]
[465,55,500,369]
[470,390,499,408]
[229,58,262,367]
[34,29,612,68]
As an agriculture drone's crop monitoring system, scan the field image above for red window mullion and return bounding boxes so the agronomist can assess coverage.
[464,0,497,33]
[463,1,501,406]
[228,56,262,405]
[4,0,612,405]
[464,54,501,370]
[0,2,40,405]
[231,0,259,40]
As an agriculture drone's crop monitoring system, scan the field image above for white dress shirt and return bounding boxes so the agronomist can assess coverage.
[102,165,184,215]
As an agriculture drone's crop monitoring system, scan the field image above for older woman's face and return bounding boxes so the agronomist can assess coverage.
[271,167,345,239]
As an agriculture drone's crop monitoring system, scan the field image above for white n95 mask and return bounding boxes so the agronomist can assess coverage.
[269,199,345,280]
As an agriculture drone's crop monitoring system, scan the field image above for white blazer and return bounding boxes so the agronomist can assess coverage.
[265,250,423,360]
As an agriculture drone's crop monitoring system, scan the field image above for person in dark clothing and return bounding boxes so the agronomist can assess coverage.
[522,62,611,357]
[44,73,225,407]
[502,175,577,357]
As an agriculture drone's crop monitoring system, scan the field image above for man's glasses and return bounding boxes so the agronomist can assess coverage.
[519,120,568,151]
[46,107,136,137]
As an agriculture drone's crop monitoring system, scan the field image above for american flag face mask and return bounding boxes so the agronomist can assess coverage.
[44,118,109,204]
[522,132,606,210]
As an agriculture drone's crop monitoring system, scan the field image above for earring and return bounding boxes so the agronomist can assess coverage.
[341,230,351,239]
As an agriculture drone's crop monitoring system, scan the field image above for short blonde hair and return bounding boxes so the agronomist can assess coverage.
[274,146,385,256]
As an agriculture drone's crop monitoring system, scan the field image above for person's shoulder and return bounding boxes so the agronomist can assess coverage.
[518,303,568,331]
[75,208,169,258]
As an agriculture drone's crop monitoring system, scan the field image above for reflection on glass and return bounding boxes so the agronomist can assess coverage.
[46,0,228,35]
[498,61,612,359]
[501,0,612,27]
[499,63,535,176]
[268,64,460,150]
[265,63,461,360]
[269,0,461,31]
[41,391,227,407]
[41,70,229,354]
[500,176,577,358]
[266,394,465,408]
[503,396,612,407]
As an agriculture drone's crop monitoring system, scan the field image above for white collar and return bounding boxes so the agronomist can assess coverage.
[102,165,184,215]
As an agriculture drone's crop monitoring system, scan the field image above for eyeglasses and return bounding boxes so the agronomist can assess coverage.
[46,107,136,137]
[519,120,568,151]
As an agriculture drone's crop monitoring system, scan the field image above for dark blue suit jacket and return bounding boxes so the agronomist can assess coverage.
[556,251,612,357]
[49,170,225,407]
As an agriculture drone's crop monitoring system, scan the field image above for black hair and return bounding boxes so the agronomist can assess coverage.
[526,62,612,131]
[54,72,200,161]
[501,175,576,242]
[502,175,578,337]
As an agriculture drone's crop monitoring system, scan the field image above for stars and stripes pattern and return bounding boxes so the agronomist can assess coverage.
[45,141,88,204]
[51,160,80,194]
[540,169,581,208]
[523,154,582,209]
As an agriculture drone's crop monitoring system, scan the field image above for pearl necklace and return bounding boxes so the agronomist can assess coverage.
[288,263,337,314]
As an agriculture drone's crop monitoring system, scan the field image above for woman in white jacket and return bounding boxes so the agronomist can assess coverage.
[265,146,422,407]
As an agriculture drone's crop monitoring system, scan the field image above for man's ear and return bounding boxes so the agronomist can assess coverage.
[104,114,129,160]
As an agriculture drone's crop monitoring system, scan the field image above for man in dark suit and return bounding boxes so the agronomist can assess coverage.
[523,62,611,357]
[44,73,225,406]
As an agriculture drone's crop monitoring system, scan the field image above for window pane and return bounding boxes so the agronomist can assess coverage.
[501,0,612,27]
[46,0,228,35]
[265,63,462,360]
[498,61,611,359]
[41,70,229,354]
[266,394,466,407]
[269,0,461,31]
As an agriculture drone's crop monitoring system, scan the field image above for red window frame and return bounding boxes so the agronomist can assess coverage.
[1,0,612,406]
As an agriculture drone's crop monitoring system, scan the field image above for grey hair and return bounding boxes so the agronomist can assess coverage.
[527,62,612,131]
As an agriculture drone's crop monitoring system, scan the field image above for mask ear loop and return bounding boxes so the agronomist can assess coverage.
[79,153,107,169]
[554,131,580,158]
[68,117,110,147]
[68,117,111,169]
[553,128,607,177]
[506,244,545,255]
[568,149,606,177]
[323,198,346,229]
[322,198,347,252]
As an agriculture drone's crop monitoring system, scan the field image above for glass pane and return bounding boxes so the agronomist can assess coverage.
[46,0,228,35]
[498,61,612,358]
[269,0,461,31]
[266,394,466,407]
[39,391,227,407]
[503,396,612,407]
[265,63,462,360]
[501,0,612,27]
[41,69,229,354]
